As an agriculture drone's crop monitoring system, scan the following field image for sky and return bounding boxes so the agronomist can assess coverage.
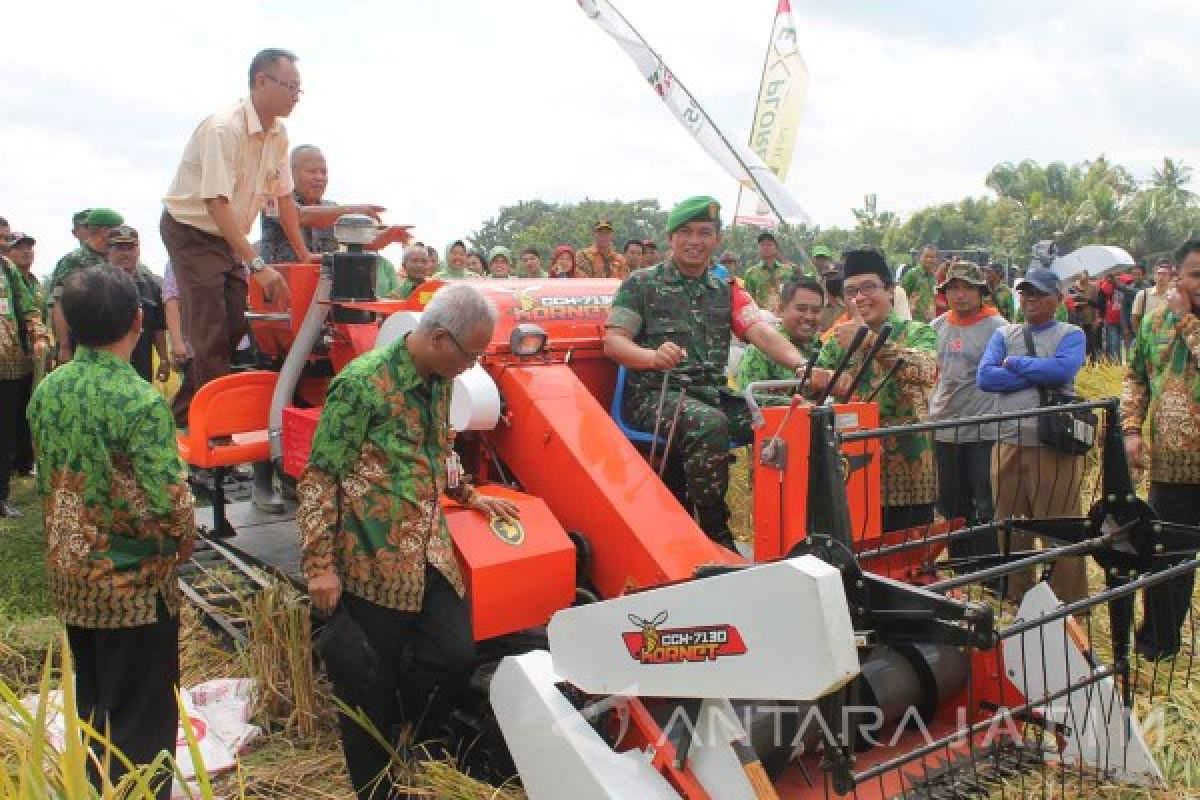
[2,0,1198,279]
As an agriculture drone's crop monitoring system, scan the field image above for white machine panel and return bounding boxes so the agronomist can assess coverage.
[548,556,859,701]
[491,651,681,800]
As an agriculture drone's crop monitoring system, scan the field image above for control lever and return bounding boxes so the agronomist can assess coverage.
[816,325,869,405]
[838,323,892,403]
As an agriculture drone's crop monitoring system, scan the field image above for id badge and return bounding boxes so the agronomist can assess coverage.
[0,296,9,316]
[446,452,462,489]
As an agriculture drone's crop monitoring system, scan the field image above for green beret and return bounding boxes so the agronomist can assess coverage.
[72,208,93,225]
[811,245,834,259]
[666,195,721,234]
[85,208,124,228]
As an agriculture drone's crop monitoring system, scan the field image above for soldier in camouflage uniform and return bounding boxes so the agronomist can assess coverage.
[736,278,824,392]
[27,267,195,799]
[298,285,517,799]
[48,207,124,362]
[811,248,939,533]
[741,231,815,314]
[605,196,809,549]
[899,243,940,322]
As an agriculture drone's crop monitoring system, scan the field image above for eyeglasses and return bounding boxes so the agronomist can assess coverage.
[843,282,886,298]
[263,73,304,96]
[444,330,486,364]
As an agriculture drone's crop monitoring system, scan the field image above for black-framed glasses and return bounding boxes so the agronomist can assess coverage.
[444,330,485,363]
[264,73,304,96]
[844,282,886,298]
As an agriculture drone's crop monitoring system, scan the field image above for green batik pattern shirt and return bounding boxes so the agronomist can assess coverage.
[735,324,818,391]
[816,312,938,507]
[48,245,108,304]
[296,335,477,612]
[1121,308,1200,484]
[743,260,809,314]
[27,348,195,628]
[1,257,43,379]
[899,266,937,322]
[986,284,1016,321]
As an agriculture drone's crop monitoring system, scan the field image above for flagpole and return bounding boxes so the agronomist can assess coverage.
[603,0,786,226]
[738,0,782,228]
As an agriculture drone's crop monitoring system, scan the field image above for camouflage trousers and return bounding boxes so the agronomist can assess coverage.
[626,386,753,508]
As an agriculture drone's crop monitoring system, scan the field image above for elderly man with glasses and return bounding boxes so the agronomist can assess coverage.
[298,284,516,799]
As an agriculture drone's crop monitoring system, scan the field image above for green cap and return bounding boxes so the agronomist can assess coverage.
[488,245,512,263]
[85,208,124,228]
[73,209,93,226]
[666,195,721,234]
[812,245,834,259]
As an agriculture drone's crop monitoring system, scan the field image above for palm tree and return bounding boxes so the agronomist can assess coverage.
[1149,158,1195,207]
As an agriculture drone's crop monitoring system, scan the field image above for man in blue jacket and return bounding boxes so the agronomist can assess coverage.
[978,266,1089,604]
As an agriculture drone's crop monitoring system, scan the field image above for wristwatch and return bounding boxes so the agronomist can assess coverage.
[247,256,267,274]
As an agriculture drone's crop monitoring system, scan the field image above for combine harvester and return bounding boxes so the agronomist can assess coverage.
[187,226,1200,799]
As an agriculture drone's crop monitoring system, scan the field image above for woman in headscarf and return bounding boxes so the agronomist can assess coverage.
[488,246,515,279]
[550,245,577,278]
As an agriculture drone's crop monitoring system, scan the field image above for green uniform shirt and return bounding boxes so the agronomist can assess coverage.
[608,260,759,401]
[297,335,474,612]
[1,257,42,379]
[899,265,938,323]
[375,256,399,298]
[48,244,108,304]
[1121,308,1200,484]
[433,266,470,280]
[816,312,938,508]
[742,260,812,314]
[735,325,817,391]
[27,348,195,628]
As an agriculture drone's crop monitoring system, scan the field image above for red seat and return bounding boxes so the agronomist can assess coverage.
[177,371,277,536]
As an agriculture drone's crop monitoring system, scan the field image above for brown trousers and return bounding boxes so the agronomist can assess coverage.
[992,443,1089,605]
[160,210,248,425]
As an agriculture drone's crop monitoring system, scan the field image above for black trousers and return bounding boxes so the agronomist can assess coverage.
[1136,482,1199,657]
[0,374,33,503]
[334,567,476,800]
[934,440,998,561]
[882,503,935,534]
[66,597,180,800]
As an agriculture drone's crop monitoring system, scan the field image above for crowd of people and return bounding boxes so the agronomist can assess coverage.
[3,45,1200,800]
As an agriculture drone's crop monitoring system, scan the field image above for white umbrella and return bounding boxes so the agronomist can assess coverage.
[1050,245,1136,282]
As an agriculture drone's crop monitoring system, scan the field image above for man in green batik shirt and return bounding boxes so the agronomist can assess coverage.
[742,231,815,314]
[605,196,809,550]
[298,284,517,800]
[736,278,824,391]
[27,266,195,800]
[900,243,941,322]
[809,248,939,533]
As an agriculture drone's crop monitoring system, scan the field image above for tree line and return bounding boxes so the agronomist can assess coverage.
[468,156,1199,270]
